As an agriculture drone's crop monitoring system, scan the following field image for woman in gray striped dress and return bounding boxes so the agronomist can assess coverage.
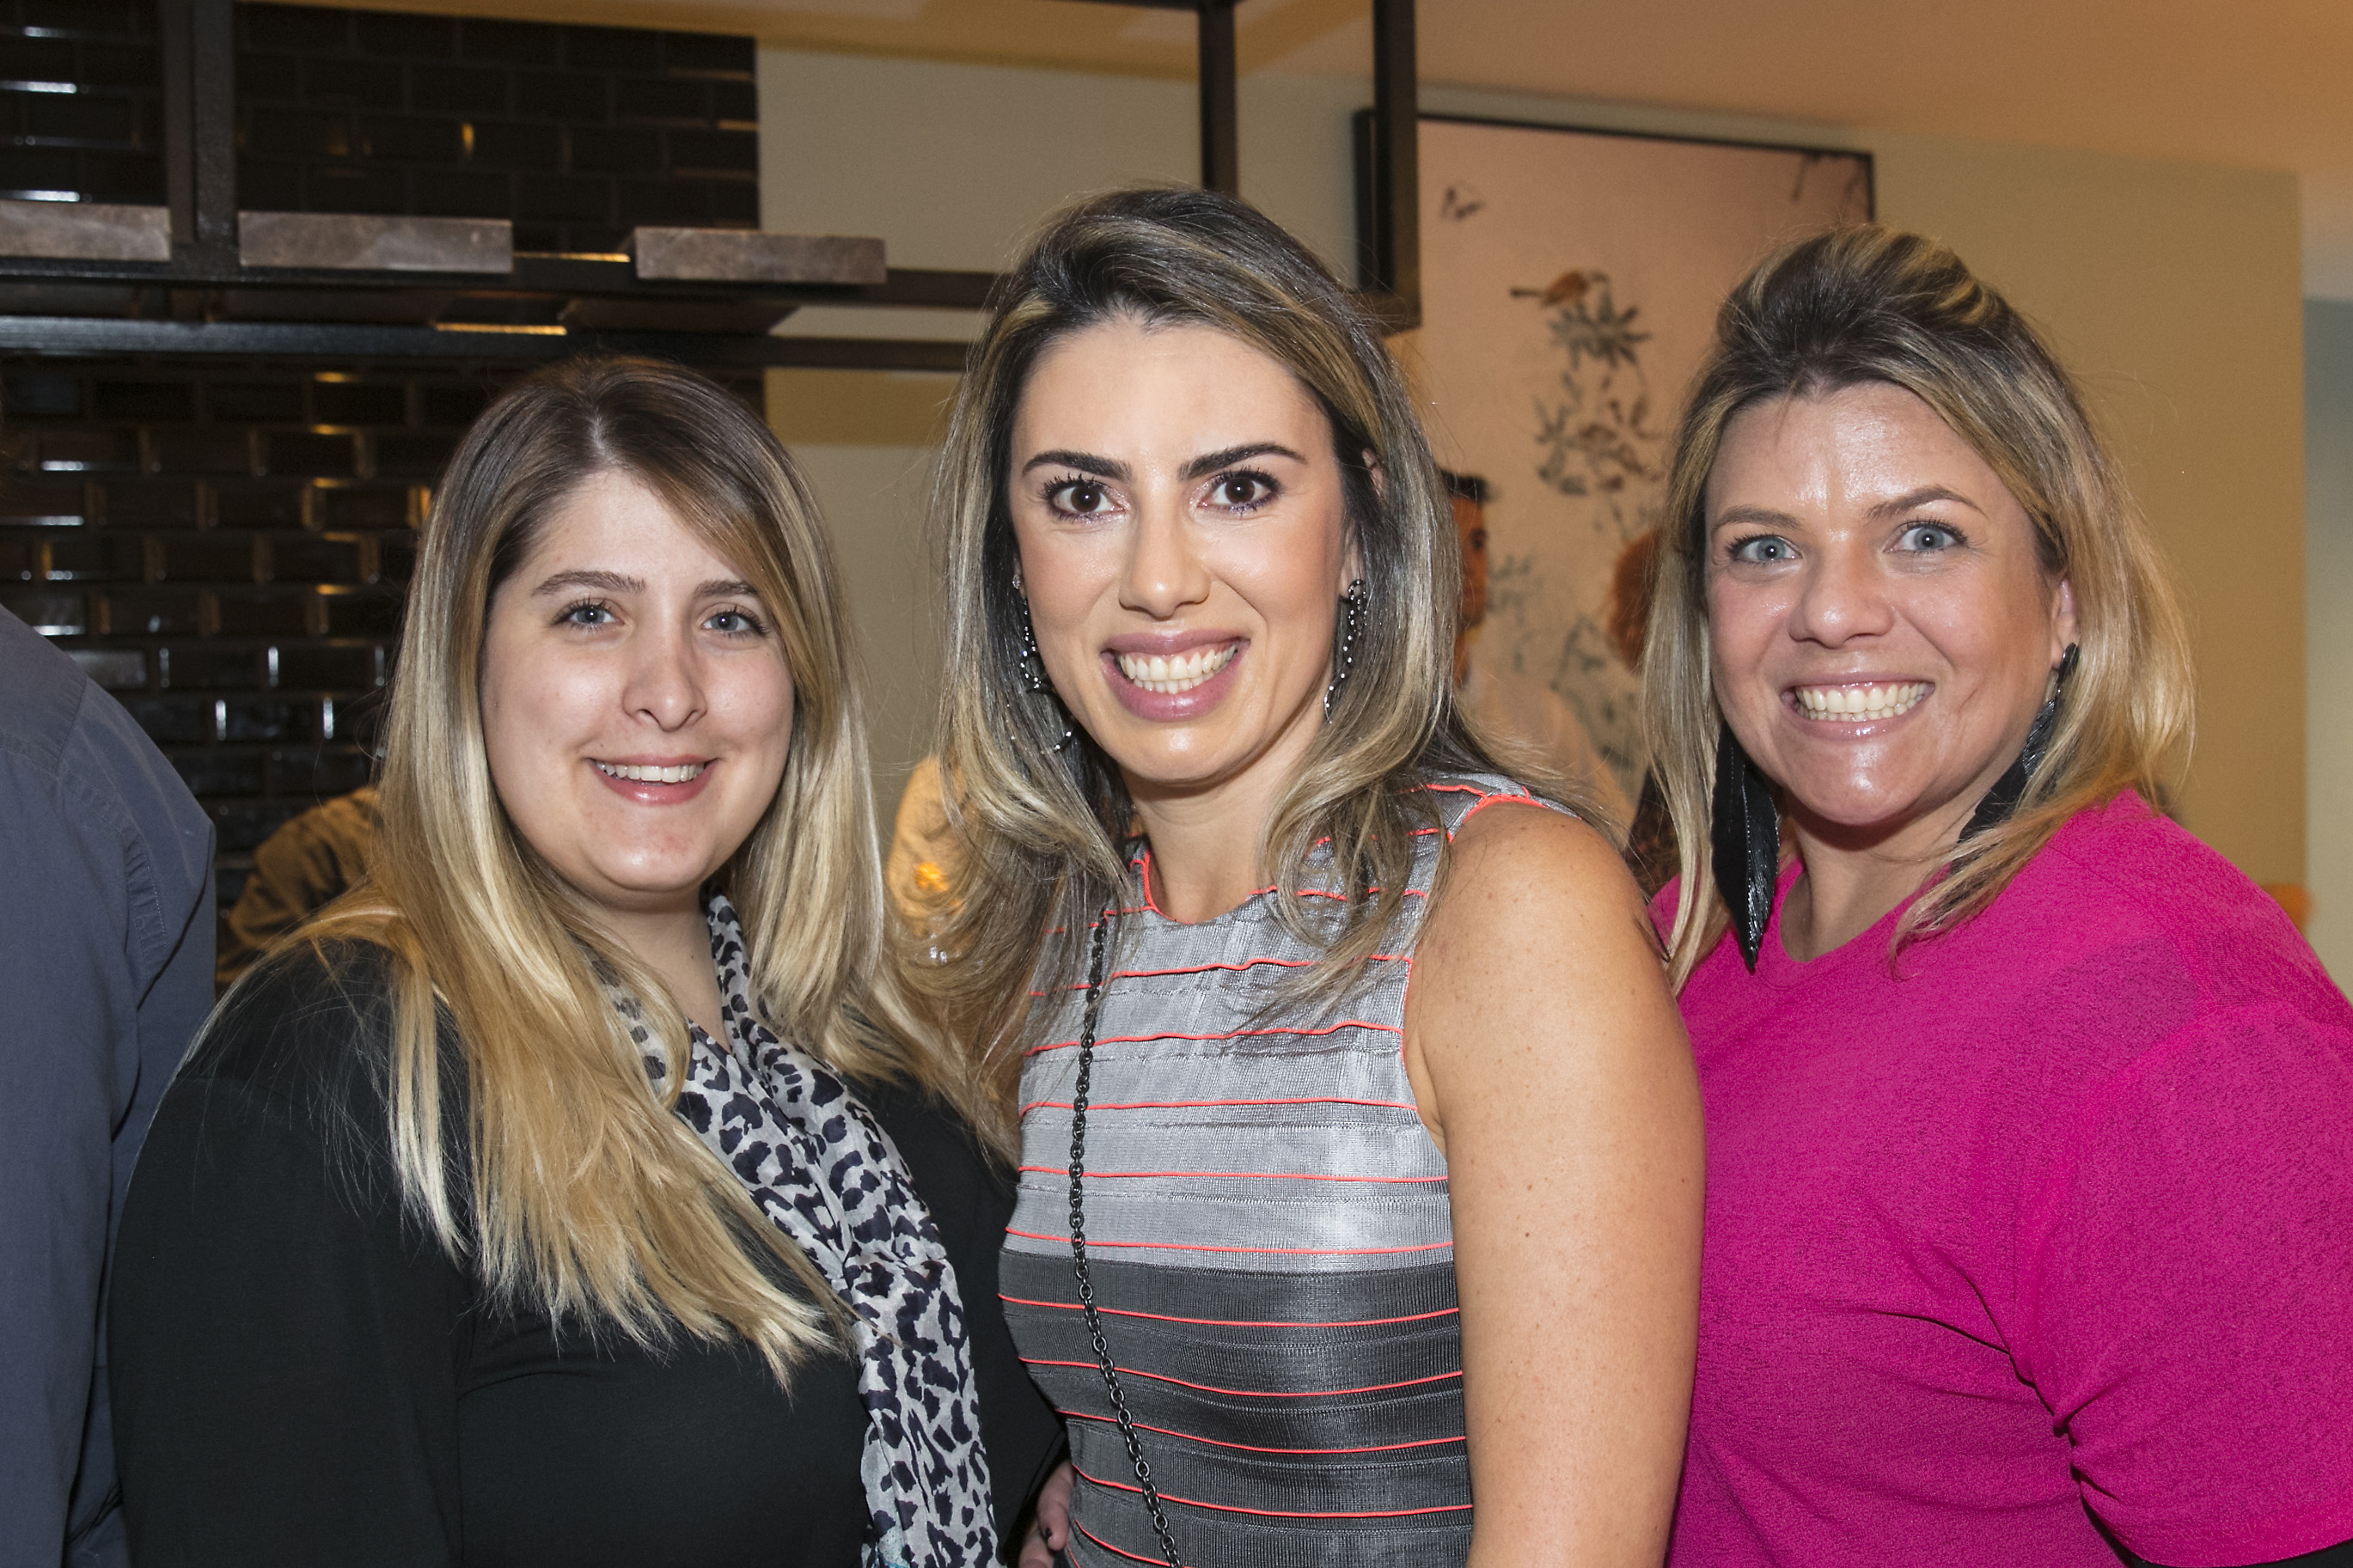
[911,188,1702,1568]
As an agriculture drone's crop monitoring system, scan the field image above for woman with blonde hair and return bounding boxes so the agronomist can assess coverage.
[920,187,1703,1568]
[107,357,1060,1566]
[1646,226,2353,1565]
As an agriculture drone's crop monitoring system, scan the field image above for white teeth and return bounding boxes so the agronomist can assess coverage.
[1115,644,1237,694]
[1792,682,1929,722]
[595,760,705,784]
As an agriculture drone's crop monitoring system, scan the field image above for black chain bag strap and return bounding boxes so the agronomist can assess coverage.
[1067,909,1185,1568]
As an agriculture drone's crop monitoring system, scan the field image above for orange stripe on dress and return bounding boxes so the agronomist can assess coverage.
[1058,1406,1467,1455]
[1004,1228,1450,1258]
[1073,1464,1475,1519]
[1018,1164,1445,1184]
[1018,1094,1421,1116]
[997,1292,1459,1330]
[1023,1357,1462,1399]
[1024,1017,1400,1058]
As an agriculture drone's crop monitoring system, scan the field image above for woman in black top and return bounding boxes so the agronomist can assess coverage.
[109,358,1060,1567]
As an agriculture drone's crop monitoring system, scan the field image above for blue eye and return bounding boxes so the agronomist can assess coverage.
[559,600,615,627]
[1898,522,1963,552]
[1729,534,1796,564]
[706,607,764,637]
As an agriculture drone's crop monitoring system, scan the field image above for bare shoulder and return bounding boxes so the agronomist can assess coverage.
[1405,799,1681,1151]
[1427,797,1651,948]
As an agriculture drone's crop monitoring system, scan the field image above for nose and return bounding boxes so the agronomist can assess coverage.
[1117,493,1213,621]
[1786,536,1895,649]
[620,620,706,732]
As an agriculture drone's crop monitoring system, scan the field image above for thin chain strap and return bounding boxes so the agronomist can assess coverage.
[1067,910,1184,1568]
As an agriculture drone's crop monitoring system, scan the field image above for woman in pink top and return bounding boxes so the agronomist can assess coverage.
[1644,224,2353,1566]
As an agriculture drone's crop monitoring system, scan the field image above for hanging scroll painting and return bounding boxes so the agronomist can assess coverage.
[1407,116,1872,802]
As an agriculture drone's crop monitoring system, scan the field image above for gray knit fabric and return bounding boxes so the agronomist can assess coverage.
[1002,775,1562,1567]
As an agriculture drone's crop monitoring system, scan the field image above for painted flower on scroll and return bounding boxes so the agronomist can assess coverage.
[1512,269,1665,514]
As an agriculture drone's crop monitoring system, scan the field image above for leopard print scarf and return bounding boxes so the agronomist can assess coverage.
[608,894,996,1568]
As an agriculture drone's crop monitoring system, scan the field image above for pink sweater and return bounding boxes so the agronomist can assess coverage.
[1661,792,2353,1566]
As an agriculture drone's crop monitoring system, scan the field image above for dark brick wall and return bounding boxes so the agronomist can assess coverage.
[3,3,767,912]
[0,0,165,205]
[237,3,759,255]
[2,363,468,902]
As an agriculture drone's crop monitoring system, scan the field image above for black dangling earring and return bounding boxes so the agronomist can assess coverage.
[1961,642,2079,839]
[1710,719,1780,974]
[1323,578,1367,717]
[1014,601,1074,752]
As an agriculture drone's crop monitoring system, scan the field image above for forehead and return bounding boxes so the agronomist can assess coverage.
[1012,317,1330,452]
[525,470,749,582]
[1708,383,2008,509]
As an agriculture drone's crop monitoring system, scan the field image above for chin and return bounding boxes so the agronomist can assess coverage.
[583,854,722,906]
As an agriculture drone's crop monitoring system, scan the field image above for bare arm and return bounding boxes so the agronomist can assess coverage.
[1403,803,1703,1567]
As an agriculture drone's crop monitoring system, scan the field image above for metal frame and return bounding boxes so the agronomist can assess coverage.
[1,0,1417,363]
[1079,0,1421,326]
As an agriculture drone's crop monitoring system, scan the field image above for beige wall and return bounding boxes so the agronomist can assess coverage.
[758,52,2308,887]
[2306,300,2353,982]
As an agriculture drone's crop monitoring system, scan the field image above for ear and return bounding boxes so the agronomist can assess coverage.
[2050,577,2078,665]
[1341,448,1378,590]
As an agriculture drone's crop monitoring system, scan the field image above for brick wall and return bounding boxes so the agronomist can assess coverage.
[237,3,758,256]
[2,3,764,912]
[0,0,164,206]
[3,363,468,900]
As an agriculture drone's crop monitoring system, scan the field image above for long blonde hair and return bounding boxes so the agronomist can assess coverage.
[293,357,967,1381]
[917,188,1550,1138]
[1647,226,2195,986]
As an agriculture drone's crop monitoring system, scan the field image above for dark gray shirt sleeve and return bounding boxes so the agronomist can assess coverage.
[0,618,213,1568]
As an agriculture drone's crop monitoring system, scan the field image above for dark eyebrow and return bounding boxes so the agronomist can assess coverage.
[531,568,645,597]
[1181,442,1304,481]
[1866,485,1986,521]
[1020,449,1130,481]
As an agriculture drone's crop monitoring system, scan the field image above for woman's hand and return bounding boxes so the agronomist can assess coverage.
[1018,1462,1073,1567]
[1403,802,1705,1567]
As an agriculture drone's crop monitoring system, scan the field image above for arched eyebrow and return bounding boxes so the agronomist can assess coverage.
[1867,485,1985,520]
[532,568,643,597]
[1180,442,1303,479]
[1708,485,1988,535]
[1018,442,1306,483]
[529,570,760,600]
[1708,505,1799,534]
[1022,449,1128,480]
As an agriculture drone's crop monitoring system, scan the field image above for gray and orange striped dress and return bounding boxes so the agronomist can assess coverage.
[1001,775,1562,1567]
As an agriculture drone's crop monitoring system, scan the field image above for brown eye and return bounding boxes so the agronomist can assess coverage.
[1052,480,1107,516]
[1213,473,1273,509]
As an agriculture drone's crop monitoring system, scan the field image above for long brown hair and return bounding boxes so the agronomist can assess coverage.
[916,187,1556,1140]
[289,357,970,1380]
[1646,226,2195,985]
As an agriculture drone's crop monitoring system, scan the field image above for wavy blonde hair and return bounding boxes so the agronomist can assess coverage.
[289,357,968,1381]
[1647,226,2195,986]
[914,188,1561,1139]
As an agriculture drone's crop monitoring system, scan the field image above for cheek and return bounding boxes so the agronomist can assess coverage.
[478,629,605,790]
[719,659,796,765]
[1704,579,1779,700]
[1012,528,1112,639]
[1906,577,2043,695]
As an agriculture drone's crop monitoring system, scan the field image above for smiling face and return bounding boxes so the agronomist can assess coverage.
[1703,381,2075,851]
[1007,316,1359,806]
[479,469,794,919]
